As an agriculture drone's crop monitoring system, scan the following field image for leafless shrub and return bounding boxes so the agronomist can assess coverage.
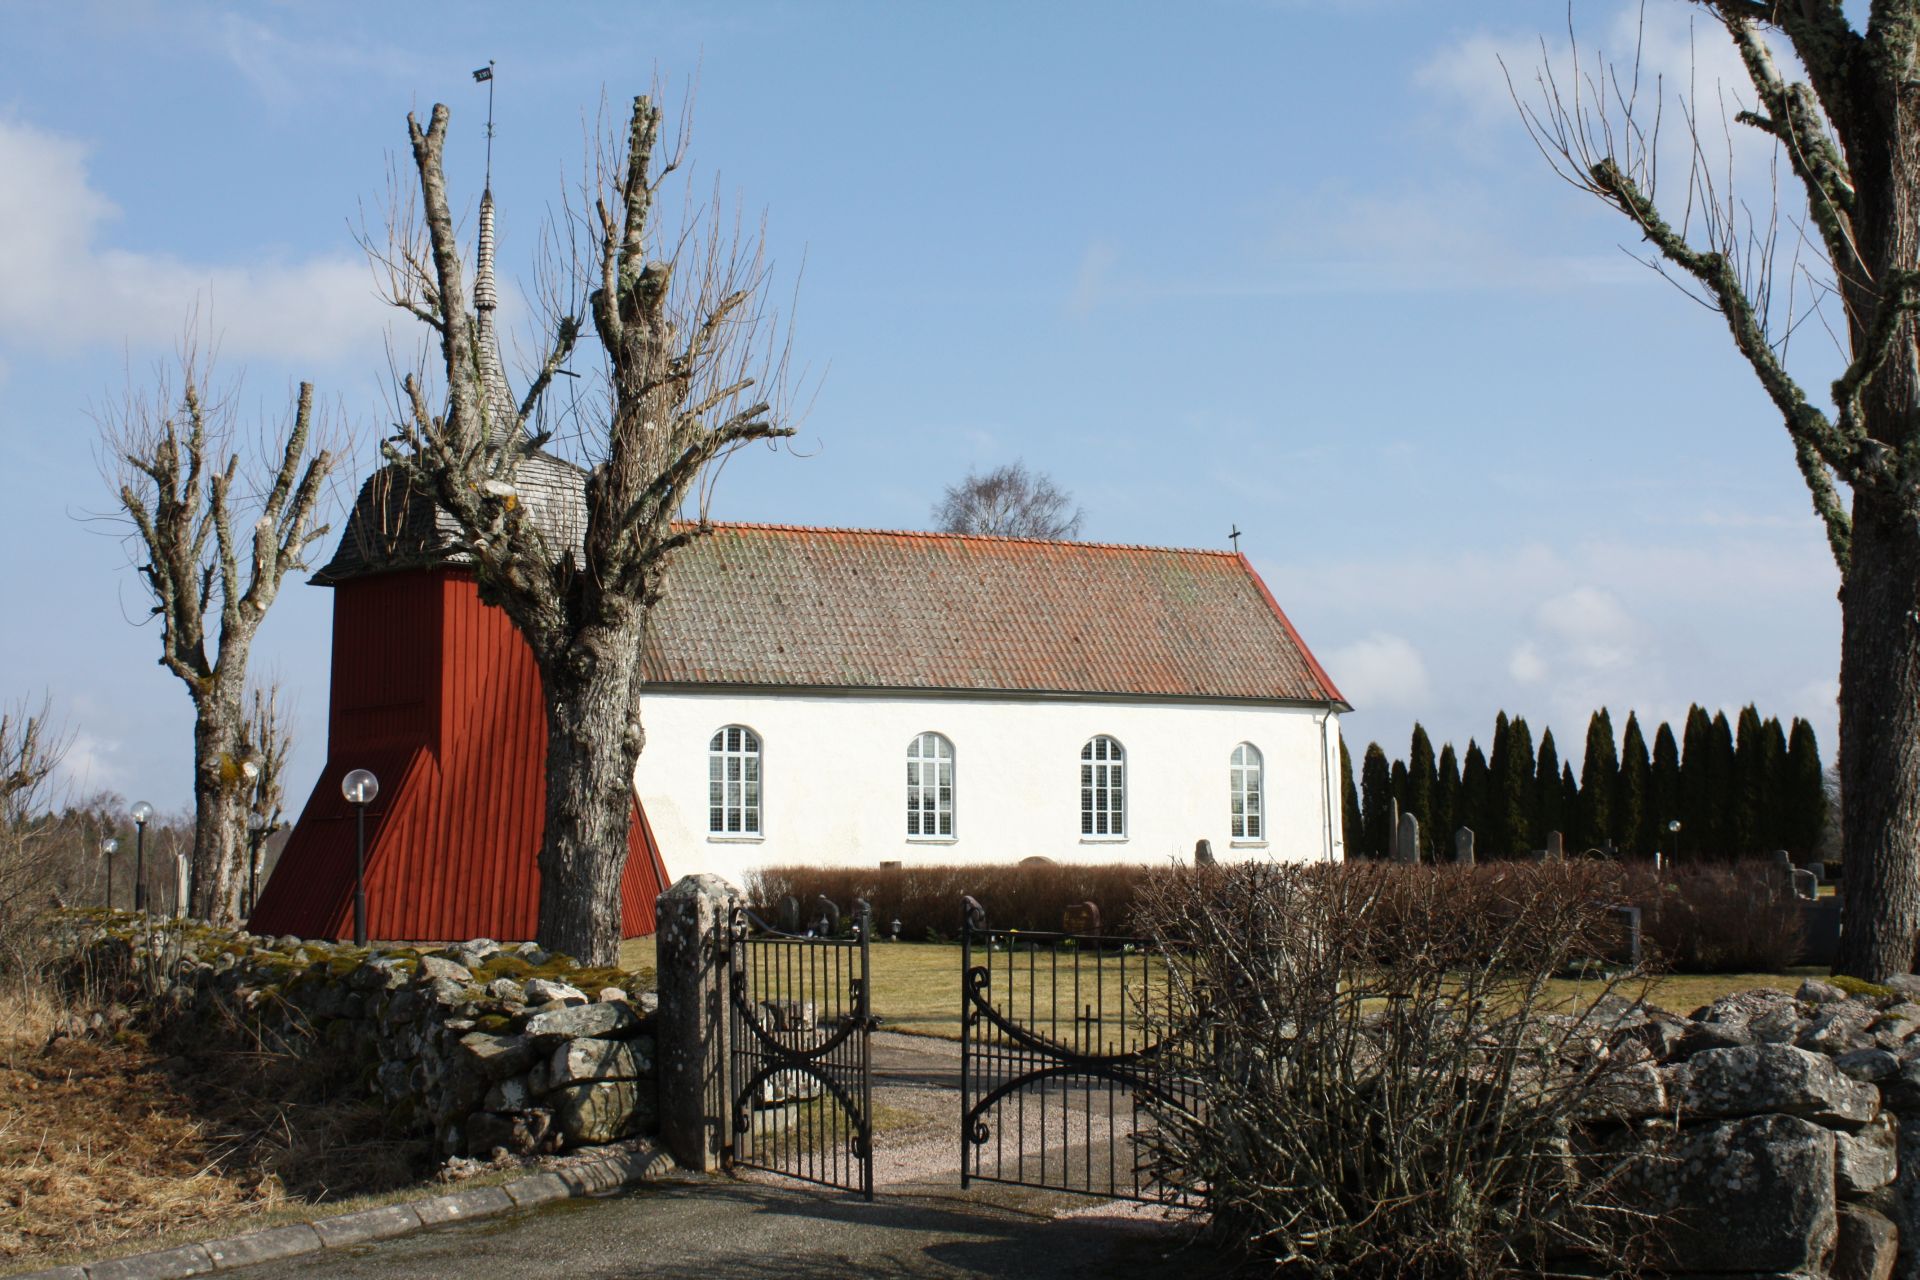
[0,700,70,961]
[1133,861,1662,1279]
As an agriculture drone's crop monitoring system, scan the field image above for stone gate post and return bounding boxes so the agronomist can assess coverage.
[655,874,735,1173]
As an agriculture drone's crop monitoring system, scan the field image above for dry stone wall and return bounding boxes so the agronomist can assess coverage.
[70,914,658,1161]
[1595,977,1920,1279]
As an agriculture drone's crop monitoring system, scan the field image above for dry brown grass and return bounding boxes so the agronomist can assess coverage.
[0,960,432,1273]
[1,979,267,1263]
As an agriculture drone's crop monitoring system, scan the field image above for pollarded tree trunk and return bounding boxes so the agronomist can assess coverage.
[534,621,650,964]
[1836,462,1920,977]
[110,371,332,930]
[189,690,249,921]
[381,98,793,968]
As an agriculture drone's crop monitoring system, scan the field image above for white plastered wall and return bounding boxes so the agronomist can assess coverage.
[632,689,1346,892]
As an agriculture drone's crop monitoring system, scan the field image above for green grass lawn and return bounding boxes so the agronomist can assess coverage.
[618,936,1823,1040]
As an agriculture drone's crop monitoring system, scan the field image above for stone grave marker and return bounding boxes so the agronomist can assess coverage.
[1454,826,1475,867]
[1395,812,1420,864]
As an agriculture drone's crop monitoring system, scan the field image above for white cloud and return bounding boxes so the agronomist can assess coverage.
[1510,640,1547,685]
[1325,632,1431,711]
[1269,530,1838,768]
[1418,2,1791,205]
[1536,585,1639,672]
[197,11,428,109]
[53,730,124,799]
[0,117,386,362]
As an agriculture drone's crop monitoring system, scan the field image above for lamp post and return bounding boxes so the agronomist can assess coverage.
[101,836,119,910]
[341,769,379,946]
[246,810,267,920]
[130,801,153,912]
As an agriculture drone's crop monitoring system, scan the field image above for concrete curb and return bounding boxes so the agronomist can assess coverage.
[12,1143,675,1280]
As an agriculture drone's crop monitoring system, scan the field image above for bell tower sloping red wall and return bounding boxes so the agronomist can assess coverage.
[250,566,668,942]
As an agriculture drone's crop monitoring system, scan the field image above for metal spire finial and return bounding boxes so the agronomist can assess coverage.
[473,61,496,189]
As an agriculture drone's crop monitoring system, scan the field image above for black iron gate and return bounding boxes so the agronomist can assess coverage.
[726,903,875,1199]
[959,899,1202,1204]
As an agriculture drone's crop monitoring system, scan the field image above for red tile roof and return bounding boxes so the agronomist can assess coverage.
[640,523,1347,706]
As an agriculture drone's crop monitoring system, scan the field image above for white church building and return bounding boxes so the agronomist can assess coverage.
[632,523,1350,888]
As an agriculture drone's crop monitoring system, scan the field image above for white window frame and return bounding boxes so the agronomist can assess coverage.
[1080,734,1127,840]
[905,731,956,841]
[708,725,763,839]
[1231,742,1266,844]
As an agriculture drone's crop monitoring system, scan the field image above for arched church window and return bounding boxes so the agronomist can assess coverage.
[1080,735,1126,838]
[709,725,762,835]
[1231,742,1264,841]
[906,732,955,838]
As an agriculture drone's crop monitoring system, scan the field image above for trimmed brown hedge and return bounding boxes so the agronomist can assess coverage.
[744,862,1156,939]
[747,857,1810,972]
[1624,859,1805,972]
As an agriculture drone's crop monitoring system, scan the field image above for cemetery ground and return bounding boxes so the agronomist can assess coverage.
[617,936,1834,1039]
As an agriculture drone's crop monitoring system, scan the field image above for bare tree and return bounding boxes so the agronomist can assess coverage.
[1516,4,1920,978]
[105,354,335,927]
[236,682,291,915]
[0,699,69,954]
[933,460,1083,539]
[372,95,794,965]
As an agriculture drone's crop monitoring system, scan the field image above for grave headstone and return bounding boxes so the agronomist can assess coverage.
[1062,901,1102,935]
[1546,830,1565,862]
[1607,905,1643,968]
[1791,868,1819,901]
[1395,812,1420,864]
[1389,797,1401,859]
[1769,849,1796,893]
[1194,839,1216,866]
[1454,826,1475,867]
[777,895,801,934]
[813,894,841,937]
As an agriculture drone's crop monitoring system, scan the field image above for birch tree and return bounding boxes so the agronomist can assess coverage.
[1517,3,1920,976]
[107,360,334,926]
[374,95,794,965]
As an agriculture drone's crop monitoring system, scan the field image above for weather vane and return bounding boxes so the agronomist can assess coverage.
[473,61,496,186]
[1229,524,1242,552]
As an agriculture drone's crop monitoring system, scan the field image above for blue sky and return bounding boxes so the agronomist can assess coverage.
[0,1,1842,813]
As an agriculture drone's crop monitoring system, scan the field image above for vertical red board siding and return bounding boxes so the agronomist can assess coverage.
[251,567,669,941]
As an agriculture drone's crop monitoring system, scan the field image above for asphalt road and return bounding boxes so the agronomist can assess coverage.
[230,1176,1228,1280]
